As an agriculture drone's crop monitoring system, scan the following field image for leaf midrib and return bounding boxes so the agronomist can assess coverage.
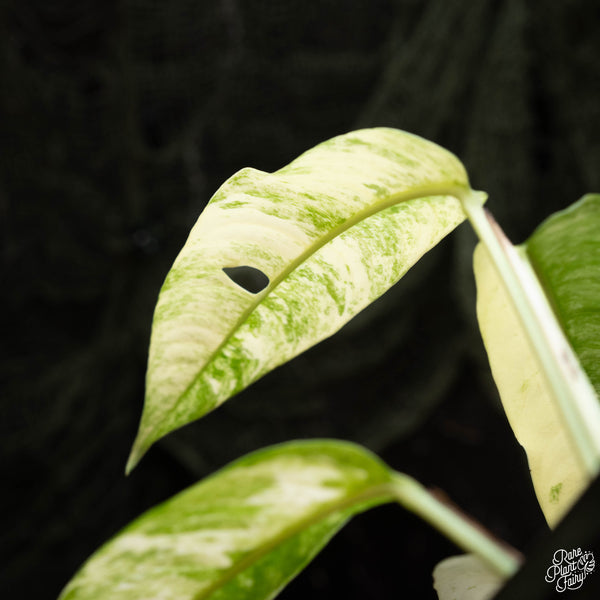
[170,183,468,413]
[194,481,397,600]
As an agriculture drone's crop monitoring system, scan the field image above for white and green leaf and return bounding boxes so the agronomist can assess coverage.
[472,195,600,526]
[61,441,395,600]
[128,128,482,471]
[61,440,518,600]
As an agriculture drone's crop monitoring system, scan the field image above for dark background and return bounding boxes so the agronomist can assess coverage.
[2,0,600,598]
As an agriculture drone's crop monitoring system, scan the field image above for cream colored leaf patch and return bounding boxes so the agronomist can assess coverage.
[474,244,587,526]
[128,128,477,470]
[433,554,505,600]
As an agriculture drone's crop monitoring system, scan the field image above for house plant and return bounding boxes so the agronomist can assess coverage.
[58,128,600,599]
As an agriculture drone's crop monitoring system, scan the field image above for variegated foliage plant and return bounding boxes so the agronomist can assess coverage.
[59,129,600,600]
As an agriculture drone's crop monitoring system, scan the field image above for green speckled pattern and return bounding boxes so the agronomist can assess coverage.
[129,128,471,469]
[59,441,396,600]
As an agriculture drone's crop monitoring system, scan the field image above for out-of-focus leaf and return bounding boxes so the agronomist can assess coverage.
[59,440,398,600]
[62,439,519,600]
[433,554,504,600]
[526,194,600,395]
[128,128,477,470]
[473,196,600,526]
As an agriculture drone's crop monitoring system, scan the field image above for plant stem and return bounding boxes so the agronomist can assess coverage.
[459,190,600,478]
[392,473,520,577]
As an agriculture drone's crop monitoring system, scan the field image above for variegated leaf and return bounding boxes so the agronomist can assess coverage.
[128,128,478,470]
[61,440,518,600]
[59,440,397,600]
[473,195,600,526]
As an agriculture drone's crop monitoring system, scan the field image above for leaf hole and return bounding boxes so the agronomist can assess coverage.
[222,266,270,294]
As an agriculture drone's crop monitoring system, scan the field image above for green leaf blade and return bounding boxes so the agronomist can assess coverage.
[526,194,600,395]
[59,440,396,600]
[205,514,349,600]
[129,128,473,469]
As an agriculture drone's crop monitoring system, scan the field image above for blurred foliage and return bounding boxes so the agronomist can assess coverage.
[1,1,599,598]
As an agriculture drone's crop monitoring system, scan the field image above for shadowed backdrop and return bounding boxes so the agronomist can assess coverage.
[2,1,599,598]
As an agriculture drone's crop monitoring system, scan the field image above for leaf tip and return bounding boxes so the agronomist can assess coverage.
[125,434,152,475]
